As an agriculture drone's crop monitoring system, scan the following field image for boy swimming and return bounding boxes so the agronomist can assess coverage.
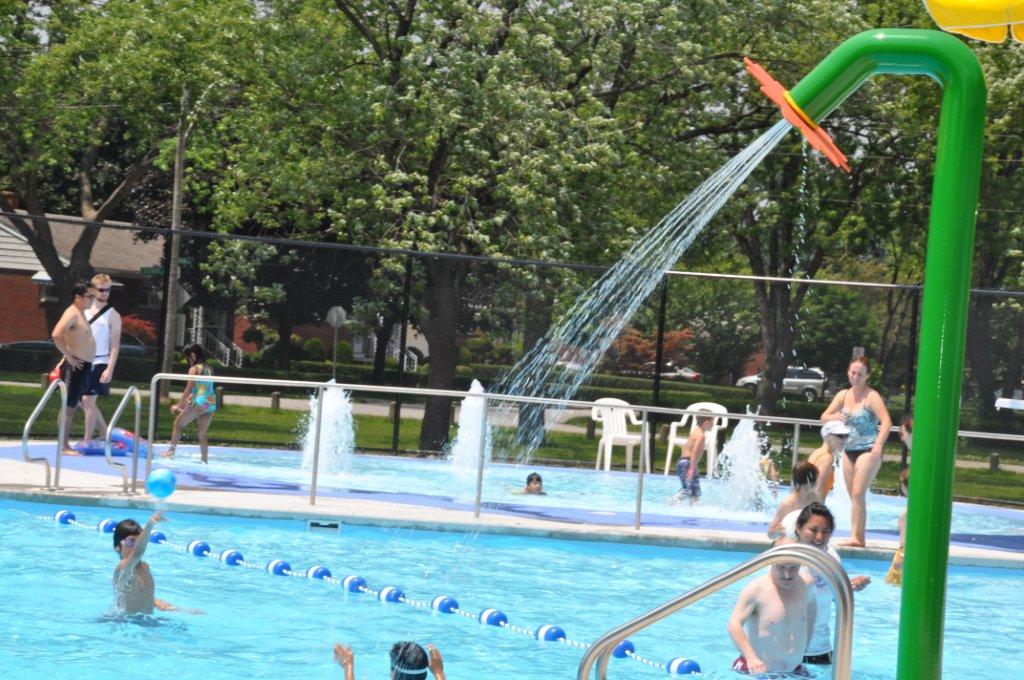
[112,512,174,615]
[522,472,545,495]
[766,462,819,539]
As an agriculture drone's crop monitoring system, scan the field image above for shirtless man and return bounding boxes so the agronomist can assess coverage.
[112,512,174,615]
[728,536,816,675]
[670,413,715,505]
[51,281,96,454]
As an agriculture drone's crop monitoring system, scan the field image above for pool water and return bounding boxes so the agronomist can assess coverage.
[160,446,1024,541]
[2,499,1021,679]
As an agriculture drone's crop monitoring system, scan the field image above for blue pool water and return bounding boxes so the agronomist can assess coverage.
[150,445,1024,548]
[1,498,1021,679]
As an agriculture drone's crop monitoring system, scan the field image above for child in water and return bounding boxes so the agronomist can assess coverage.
[522,472,545,495]
[112,512,174,615]
[766,462,819,539]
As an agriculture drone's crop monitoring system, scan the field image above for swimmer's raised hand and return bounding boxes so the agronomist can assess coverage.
[147,511,165,525]
[427,645,445,679]
[333,644,355,680]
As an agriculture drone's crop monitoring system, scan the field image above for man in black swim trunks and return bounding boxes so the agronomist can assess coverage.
[51,280,96,454]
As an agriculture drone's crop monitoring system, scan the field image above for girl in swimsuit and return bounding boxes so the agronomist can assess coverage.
[820,355,892,547]
[160,343,217,463]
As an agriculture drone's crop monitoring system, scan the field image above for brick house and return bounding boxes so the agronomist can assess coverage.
[0,213,164,344]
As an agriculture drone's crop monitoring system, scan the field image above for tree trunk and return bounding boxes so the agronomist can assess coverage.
[754,280,799,414]
[276,304,294,371]
[517,285,553,445]
[419,258,465,451]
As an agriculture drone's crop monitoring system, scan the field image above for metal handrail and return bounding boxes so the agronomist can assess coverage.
[106,386,141,495]
[21,379,68,490]
[577,544,854,680]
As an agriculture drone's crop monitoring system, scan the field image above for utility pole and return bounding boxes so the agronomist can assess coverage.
[159,84,190,393]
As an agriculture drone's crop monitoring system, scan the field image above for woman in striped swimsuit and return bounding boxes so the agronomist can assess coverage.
[820,355,891,547]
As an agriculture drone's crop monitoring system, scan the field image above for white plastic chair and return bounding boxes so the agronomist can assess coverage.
[591,398,650,472]
[663,402,729,475]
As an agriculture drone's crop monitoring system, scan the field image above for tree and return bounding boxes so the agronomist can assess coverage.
[0,0,257,315]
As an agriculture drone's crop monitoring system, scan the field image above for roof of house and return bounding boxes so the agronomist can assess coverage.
[0,212,163,278]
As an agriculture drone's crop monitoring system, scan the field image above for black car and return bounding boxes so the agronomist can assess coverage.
[0,335,150,357]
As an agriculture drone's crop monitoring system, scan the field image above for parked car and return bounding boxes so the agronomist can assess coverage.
[640,361,701,382]
[0,334,150,358]
[735,365,828,401]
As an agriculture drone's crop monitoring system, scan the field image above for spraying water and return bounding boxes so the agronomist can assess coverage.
[448,379,492,478]
[711,419,770,512]
[300,382,355,474]
[493,120,793,461]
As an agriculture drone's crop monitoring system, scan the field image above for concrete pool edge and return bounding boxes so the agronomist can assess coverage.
[2,458,1021,571]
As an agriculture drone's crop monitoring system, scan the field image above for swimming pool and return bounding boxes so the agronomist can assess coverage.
[2,498,1021,679]
[151,445,1024,548]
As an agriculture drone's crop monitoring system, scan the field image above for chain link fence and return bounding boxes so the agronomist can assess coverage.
[2,212,1023,504]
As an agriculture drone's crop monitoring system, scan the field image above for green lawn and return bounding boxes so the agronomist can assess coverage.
[3,383,1021,505]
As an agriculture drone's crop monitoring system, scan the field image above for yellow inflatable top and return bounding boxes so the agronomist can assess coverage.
[923,0,1024,42]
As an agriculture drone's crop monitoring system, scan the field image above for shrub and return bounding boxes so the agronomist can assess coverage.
[335,340,354,364]
[302,337,326,361]
[121,315,157,343]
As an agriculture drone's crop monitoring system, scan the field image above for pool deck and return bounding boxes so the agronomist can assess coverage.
[3,442,1022,570]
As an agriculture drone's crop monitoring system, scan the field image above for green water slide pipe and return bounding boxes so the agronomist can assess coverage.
[788,29,986,679]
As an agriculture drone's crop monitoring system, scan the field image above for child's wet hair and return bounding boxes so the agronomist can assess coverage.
[792,461,818,487]
[526,472,542,485]
[113,519,142,549]
[390,641,429,679]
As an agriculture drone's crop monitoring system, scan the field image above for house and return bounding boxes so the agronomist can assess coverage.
[0,212,164,344]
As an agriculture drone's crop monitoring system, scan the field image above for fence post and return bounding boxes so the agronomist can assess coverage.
[215,385,225,411]
[270,391,280,411]
[309,386,325,506]
[391,253,414,454]
[473,396,489,518]
[792,422,801,471]
[634,412,649,530]
[989,453,1000,472]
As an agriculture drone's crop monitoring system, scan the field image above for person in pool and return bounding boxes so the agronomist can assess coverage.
[727,535,816,676]
[160,343,217,463]
[112,512,174,615]
[333,641,445,680]
[522,472,546,495]
[766,462,818,539]
[788,502,870,666]
[669,412,715,505]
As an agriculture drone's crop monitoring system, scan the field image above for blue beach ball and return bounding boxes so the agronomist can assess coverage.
[146,469,177,499]
[612,640,635,659]
[54,510,75,524]
[666,658,700,674]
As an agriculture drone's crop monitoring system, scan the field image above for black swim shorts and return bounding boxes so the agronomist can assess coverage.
[61,360,93,408]
[83,363,110,397]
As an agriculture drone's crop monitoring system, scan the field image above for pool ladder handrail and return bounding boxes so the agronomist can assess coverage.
[106,385,141,495]
[577,543,853,680]
[21,378,68,490]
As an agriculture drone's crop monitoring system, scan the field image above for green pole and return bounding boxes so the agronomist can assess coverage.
[786,29,986,679]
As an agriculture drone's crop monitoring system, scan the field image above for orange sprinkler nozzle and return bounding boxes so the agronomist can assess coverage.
[743,57,851,173]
